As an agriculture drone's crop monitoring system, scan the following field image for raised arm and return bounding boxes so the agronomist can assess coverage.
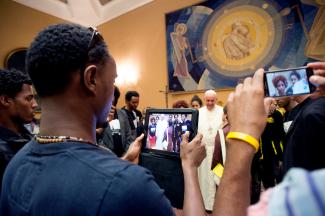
[213,69,272,216]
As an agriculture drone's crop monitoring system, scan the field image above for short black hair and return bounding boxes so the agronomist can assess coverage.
[191,95,203,106]
[0,68,32,98]
[26,23,110,97]
[289,71,301,80]
[125,91,139,101]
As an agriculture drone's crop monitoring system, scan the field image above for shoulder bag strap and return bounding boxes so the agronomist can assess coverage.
[219,129,226,165]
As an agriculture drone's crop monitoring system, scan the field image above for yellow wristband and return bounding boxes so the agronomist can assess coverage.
[226,132,259,153]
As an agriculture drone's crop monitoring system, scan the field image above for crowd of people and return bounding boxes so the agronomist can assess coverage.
[0,23,325,216]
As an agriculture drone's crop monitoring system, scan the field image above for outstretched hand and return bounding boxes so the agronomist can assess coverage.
[180,132,205,169]
[122,133,144,164]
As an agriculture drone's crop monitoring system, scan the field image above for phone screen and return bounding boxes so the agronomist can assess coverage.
[264,67,315,97]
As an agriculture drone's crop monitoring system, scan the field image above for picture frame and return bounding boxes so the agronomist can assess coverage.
[4,48,27,73]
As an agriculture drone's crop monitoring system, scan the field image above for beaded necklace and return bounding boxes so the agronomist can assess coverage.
[35,135,98,147]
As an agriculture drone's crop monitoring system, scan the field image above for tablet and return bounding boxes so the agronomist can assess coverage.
[142,108,198,156]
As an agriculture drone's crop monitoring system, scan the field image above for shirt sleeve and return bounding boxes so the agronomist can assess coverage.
[248,168,325,216]
[99,164,175,216]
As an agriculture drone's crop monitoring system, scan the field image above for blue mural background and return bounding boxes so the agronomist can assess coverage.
[166,0,320,92]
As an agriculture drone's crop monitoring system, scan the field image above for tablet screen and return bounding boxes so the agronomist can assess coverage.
[143,109,198,154]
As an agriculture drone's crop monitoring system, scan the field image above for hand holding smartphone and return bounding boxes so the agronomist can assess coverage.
[264,66,316,98]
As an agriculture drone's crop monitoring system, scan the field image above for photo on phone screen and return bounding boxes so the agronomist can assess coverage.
[264,67,316,97]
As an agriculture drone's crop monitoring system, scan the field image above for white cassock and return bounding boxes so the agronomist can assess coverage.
[198,105,223,210]
[155,119,168,150]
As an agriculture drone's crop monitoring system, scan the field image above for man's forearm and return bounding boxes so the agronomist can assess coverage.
[213,139,255,216]
[182,165,206,216]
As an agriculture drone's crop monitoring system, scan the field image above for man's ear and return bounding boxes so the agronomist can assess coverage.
[0,95,13,107]
[82,65,98,94]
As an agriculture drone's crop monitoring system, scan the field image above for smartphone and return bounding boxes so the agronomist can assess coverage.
[264,66,316,97]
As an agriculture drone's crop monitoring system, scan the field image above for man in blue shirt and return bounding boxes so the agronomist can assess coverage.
[0,24,206,216]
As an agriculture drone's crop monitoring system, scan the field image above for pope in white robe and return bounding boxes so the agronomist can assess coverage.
[198,90,223,211]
